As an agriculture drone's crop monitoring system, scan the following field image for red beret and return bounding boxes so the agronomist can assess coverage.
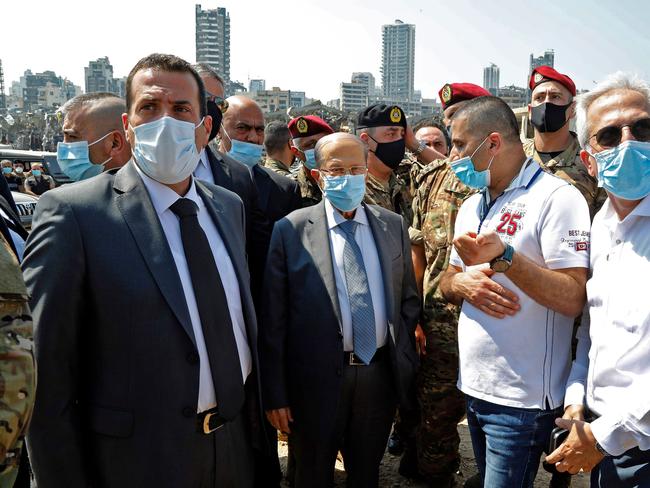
[288,116,334,139]
[529,66,576,97]
[439,83,491,110]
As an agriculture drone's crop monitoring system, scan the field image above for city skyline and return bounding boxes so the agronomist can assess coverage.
[2,0,649,104]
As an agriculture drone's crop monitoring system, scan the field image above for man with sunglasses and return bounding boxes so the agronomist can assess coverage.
[524,66,607,220]
[439,96,591,487]
[546,72,650,488]
[260,132,419,487]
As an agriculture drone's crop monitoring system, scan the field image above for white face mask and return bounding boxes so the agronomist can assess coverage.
[131,116,204,184]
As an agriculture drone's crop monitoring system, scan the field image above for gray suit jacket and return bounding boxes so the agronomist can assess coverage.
[22,161,262,488]
[259,201,420,440]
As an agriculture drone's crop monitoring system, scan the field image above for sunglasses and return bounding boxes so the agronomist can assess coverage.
[589,117,650,148]
[205,92,229,113]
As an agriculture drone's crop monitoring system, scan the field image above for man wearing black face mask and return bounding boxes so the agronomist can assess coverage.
[524,66,606,219]
[357,104,442,225]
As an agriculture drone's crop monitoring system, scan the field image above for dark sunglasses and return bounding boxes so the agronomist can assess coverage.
[205,92,229,113]
[590,117,650,148]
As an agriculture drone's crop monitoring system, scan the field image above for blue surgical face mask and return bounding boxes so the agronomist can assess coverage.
[57,131,114,181]
[590,140,650,200]
[2,167,12,174]
[320,174,366,212]
[450,136,494,189]
[303,149,317,170]
[228,139,264,168]
[32,169,42,177]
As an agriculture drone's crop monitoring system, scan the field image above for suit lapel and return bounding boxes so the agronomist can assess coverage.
[306,202,343,329]
[206,147,233,191]
[114,162,196,347]
[365,204,398,342]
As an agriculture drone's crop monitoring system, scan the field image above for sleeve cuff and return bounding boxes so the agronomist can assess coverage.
[590,414,637,457]
[409,226,423,245]
[563,382,585,410]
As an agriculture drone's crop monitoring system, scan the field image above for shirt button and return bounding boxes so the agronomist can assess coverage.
[182,406,194,418]
[187,352,199,364]
[616,239,621,244]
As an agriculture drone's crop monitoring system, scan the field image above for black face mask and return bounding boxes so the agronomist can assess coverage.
[206,100,223,142]
[530,102,571,133]
[368,135,406,170]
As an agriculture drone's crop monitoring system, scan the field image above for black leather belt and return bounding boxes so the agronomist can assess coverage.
[197,406,227,434]
[344,345,388,366]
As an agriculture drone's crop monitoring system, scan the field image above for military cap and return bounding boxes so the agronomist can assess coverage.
[288,115,334,139]
[529,66,576,96]
[438,83,491,110]
[357,103,407,129]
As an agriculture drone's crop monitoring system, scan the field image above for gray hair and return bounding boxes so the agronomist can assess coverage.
[314,133,368,168]
[192,63,225,86]
[576,72,650,149]
[60,92,122,116]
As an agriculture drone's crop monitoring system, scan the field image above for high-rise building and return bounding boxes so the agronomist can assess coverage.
[351,72,377,96]
[85,57,116,94]
[0,59,6,112]
[381,20,415,101]
[15,70,80,110]
[195,4,230,81]
[529,50,555,77]
[340,81,369,112]
[483,63,500,95]
[249,79,265,93]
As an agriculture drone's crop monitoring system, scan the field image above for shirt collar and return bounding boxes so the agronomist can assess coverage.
[483,158,541,204]
[134,162,203,217]
[199,149,211,172]
[324,198,369,230]
[600,193,650,228]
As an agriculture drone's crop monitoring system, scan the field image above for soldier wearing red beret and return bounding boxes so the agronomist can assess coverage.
[286,115,333,208]
[439,83,491,137]
[524,66,606,219]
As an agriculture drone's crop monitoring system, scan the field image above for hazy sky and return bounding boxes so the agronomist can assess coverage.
[2,0,649,102]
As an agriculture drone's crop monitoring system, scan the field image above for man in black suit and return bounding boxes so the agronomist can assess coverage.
[219,95,301,223]
[193,63,271,301]
[23,53,262,488]
[261,133,420,487]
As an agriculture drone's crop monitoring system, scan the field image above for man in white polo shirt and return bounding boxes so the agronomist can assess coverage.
[545,72,650,487]
[440,96,591,487]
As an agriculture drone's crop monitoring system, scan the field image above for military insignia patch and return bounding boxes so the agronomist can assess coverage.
[296,118,309,134]
[390,107,402,123]
[441,84,452,103]
[533,72,544,84]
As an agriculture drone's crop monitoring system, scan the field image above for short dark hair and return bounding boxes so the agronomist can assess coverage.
[264,121,290,154]
[126,53,206,117]
[412,119,450,149]
[192,63,225,87]
[454,96,520,143]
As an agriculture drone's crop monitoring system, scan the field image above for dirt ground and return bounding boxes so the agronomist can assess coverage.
[278,419,591,487]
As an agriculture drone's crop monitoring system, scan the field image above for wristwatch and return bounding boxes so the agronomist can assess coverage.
[595,441,611,457]
[490,243,514,273]
[412,139,427,156]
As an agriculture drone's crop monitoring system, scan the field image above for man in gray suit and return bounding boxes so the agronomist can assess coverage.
[22,54,262,488]
[260,133,420,487]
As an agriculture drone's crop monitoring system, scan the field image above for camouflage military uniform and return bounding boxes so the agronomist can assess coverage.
[407,159,475,482]
[364,171,412,224]
[291,165,322,208]
[0,237,35,487]
[523,134,607,219]
[264,157,292,177]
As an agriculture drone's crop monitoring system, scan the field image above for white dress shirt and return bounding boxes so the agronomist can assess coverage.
[450,161,591,409]
[324,199,387,351]
[564,195,650,456]
[136,165,251,413]
[194,150,216,184]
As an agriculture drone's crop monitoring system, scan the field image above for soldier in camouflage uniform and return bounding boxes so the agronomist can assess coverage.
[526,66,607,220]
[0,234,35,488]
[263,121,294,177]
[287,116,333,208]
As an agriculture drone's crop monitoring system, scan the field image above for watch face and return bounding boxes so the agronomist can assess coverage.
[492,259,510,273]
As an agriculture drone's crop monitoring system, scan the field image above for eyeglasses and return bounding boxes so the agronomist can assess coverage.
[589,117,650,148]
[319,166,368,177]
[205,91,229,113]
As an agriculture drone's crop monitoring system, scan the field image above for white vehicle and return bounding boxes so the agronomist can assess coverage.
[11,191,38,229]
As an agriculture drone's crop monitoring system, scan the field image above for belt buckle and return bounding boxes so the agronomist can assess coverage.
[202,411,224,434]
[348,352,366,366]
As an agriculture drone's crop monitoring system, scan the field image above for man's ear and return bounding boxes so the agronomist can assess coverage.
[310,168,321,184]
[580,149,598,178]
[487,132,502,153]
[289,145,303,160]
[122,114,134,148]
[567,100,577,120]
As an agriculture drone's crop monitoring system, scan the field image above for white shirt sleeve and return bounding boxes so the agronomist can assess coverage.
[564,305,591,408]
[537,184,591,270]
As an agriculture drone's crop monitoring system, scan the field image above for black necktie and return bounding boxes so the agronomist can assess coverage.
[170,198,244,419]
